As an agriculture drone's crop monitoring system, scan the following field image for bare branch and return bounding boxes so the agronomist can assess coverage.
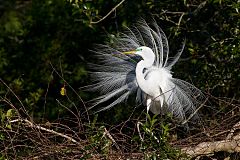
[182,135,240,157]
[10,119,79,144]
[0,78,28,116]
[182,124,240,157]
[181,97,208,125]
[91,0,125,24]
[103,127,121,152]
[49,62,90,123]
[227,121,240,140]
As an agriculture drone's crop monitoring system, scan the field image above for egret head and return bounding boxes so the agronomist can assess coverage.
[135,46,153,56]
[123,46,155,64]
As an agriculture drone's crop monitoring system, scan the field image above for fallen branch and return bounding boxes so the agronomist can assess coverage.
[182,121,240,157]
[10,118,79,144]
[227,121,240,140]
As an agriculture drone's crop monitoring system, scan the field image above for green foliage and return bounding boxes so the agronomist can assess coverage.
[0,155,6,160]
[66,0,101,27]
[88,125,112,157]
[85,115,112,157]
[0,108,16,130]
[136,114,186,159]
[0,0,96,120]
[194,0,240,97]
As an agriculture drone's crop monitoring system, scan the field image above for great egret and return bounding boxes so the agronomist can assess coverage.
[87,19,204,121]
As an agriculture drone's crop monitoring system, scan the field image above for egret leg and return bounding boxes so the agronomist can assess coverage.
[147,98,151,114]
[146,98,151,122]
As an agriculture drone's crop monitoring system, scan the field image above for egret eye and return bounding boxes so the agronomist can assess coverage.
[136,48,142,51]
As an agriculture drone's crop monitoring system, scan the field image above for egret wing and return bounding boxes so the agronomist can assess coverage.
[86,44,145,112]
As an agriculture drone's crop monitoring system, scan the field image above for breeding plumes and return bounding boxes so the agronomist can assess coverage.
[87,19,204,121]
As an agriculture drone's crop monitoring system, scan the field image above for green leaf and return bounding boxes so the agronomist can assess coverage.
[0,133,5,140]
[6,124,12,130]
[6,109,13,119]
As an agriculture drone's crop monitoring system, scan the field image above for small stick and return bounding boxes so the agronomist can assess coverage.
[103,127,121,152]
[10,119,79,144]
[91,0,125,24]
[137,122,144,142]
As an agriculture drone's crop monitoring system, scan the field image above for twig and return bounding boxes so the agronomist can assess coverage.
[192,1,207,16]
[49,62,90,123]
[137,122,144,142]
[162,11,185,14]
[181,97,208,125]
[103,127,121,152]
[0,78,28,116]
[175,12,185,34]
[43,70,54,118]
[90,0,125,24]
[10,119,79,144]
[137,122,159,143]
[56,99,84,132]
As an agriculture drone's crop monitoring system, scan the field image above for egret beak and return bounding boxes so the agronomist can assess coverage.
[122,50,136,54]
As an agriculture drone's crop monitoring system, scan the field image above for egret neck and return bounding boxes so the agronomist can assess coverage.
[135,47,155,95]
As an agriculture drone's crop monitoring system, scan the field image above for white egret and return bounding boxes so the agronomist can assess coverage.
[87,19,204,121]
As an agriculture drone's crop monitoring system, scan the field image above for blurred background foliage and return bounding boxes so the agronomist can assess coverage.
[0,0,239,123]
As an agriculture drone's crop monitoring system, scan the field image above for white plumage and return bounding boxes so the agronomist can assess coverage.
[87,19,204,121]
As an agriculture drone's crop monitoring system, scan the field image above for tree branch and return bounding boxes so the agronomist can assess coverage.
[10,119,79,144]
[182,121,240,157]
[91,0,125,24]
[182,135,240,157]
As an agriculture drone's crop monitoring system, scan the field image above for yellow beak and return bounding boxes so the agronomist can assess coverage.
[122,50,136,54]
